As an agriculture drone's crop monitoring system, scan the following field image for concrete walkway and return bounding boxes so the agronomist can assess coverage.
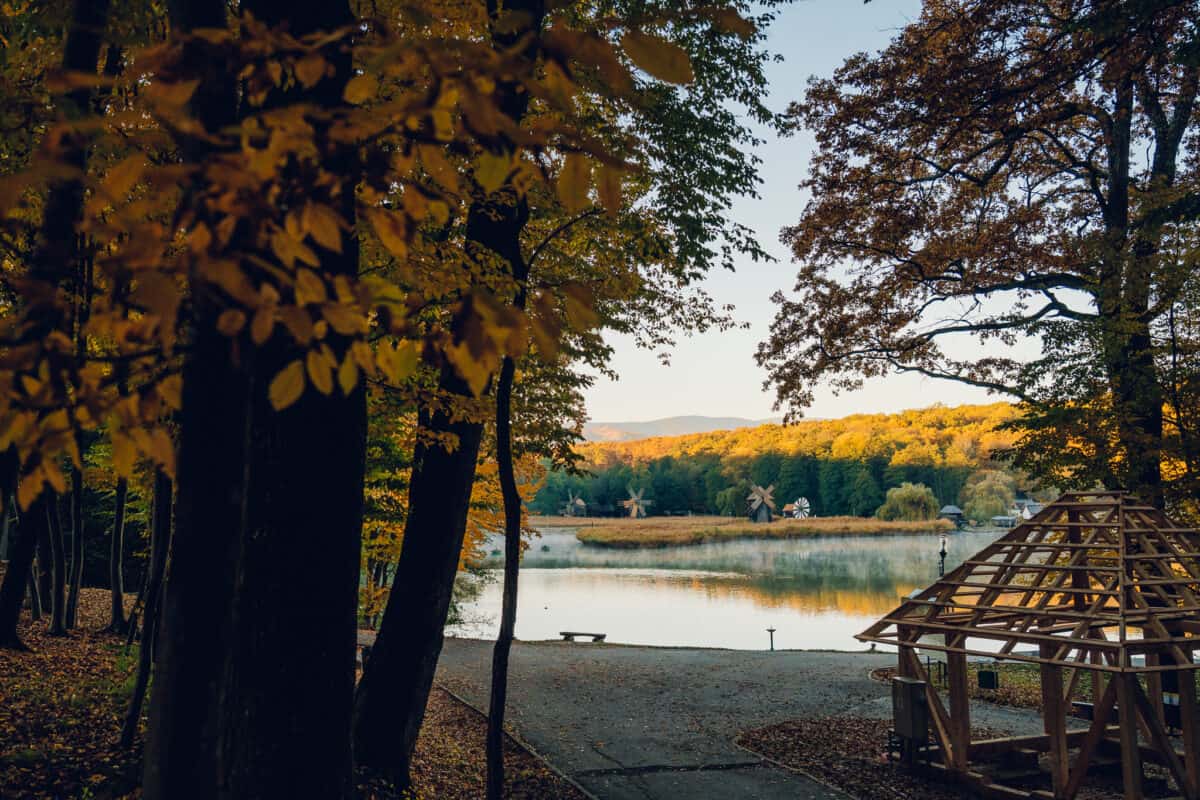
[435,638,1045,800]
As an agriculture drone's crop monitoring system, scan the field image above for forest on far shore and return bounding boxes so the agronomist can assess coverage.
[531,403,1044,521]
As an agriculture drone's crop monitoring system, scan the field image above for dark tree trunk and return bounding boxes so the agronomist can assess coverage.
[108,477,128,632]
[47,496,68,636]
[66,466,85,628]
[486,355,523,800]
[212,5,364,798]
[353,2,544,782]
[352,371,487,782]
[121,470,172,749]
[141,2,242,795]
[0,452,36,649]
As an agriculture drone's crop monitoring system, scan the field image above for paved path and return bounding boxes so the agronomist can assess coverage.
[435,638,1045,800]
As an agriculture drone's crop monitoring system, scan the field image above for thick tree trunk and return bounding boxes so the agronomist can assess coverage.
[212,5,363,798]
[141,2,242,795]
[107,477,128,632]
[65,467,85,628]
[486,355,523,800]
[121,470,172,749]
[353,3,543,781]
[47,496,68,636]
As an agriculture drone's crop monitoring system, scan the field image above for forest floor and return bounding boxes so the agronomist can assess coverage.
[0,583,584,800]
[535,514,953,548]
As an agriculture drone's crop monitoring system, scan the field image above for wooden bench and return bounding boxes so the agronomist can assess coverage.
[560,631,606,643]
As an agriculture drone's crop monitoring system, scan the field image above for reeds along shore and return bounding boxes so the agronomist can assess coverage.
[540,515,955,548]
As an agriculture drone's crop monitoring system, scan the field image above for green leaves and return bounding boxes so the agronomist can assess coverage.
[620,31,693,84]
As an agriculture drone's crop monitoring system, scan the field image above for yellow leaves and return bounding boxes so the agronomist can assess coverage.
[475,151,512,194]
[376,340,419,385]
[131,272,181,326]
[337,354,359,396]
[598,165,622,214]
[270,229,320,269]
[294,53,327,89]
[321,303,365,336]
[343,73,378,104]
[295,269,328,305]
[111,432,137,477]
[557,153,592,213]
[251,306,276,345]
[306,348,335,395]
[710,8,756,39]
[143,78,200,107]
[303,203,343,253]
[269,360,306,410]
[160,374,183,410]
[620,30,694,84]
[366,208,409,261]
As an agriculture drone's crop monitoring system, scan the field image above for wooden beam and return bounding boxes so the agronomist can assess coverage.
[1040,644,1069,797]
[1115,674,1143,799]
[1130,678,1191,798]
[947,636,970,772]
[1063,677,1118,800]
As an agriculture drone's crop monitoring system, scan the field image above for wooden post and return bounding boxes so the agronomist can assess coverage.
[1146,651,1165,728]
[1040,643,1069,797]
[1115,673,1143,799]
[947,634,970,772]
[1176,649,1199,800]
[898,625,916,679]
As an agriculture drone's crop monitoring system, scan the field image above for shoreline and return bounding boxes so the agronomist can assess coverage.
[564,515,955,549]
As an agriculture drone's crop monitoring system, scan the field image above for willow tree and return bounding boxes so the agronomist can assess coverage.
[759,0,1200,508]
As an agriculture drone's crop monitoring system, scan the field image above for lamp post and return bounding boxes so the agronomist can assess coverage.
[938,534,948,578]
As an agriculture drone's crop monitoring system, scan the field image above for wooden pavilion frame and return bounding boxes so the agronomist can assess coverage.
[858,491,1200,799]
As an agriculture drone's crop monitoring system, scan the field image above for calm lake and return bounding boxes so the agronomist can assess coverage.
[448,526,1007,651]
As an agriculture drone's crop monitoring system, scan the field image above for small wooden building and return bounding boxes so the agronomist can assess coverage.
[859,490,1200,800]
[939,504,965,528]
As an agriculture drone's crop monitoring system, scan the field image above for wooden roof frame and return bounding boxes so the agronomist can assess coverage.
[859,491,1200,800]
[858,490,1200,673]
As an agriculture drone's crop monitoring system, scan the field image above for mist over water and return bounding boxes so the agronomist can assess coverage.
[448,527,1006,650]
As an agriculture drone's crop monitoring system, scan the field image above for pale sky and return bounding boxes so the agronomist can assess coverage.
[584,0,1002,423]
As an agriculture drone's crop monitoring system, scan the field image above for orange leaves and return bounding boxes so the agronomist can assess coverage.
[620,30,694,85]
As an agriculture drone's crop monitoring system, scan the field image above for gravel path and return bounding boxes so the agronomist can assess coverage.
[435,638,1048,799]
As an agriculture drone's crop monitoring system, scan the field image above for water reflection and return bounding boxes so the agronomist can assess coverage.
[449,528,1005,650]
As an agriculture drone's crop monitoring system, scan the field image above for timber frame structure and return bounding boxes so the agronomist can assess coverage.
[858,491,1200,799]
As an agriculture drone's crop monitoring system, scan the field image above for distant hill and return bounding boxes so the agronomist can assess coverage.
[582,415,782,442]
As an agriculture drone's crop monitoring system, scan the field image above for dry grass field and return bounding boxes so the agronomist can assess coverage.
[530,514,952,548]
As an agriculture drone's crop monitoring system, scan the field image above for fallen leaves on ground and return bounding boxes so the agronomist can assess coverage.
[738,716,1169,800]
[1,581,583,799]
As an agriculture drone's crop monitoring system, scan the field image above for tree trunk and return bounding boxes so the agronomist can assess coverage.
[352,373,487,783]
[35,516,51,618]
[65,466,85,628]
[353,3,544,781]
[486,355,523,800]
[141,2,242,795]
[212,5,363,798]
[121,470,172,749]
[27,570,42,622]
[0,453,37,649]
[108,477,128,632]
[47,495,68,636]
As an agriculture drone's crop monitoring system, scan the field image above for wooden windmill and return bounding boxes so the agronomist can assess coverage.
[746,484,776,523]
[859,491,1200,800]
[562,490,587,517]
[621,485,652,519]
